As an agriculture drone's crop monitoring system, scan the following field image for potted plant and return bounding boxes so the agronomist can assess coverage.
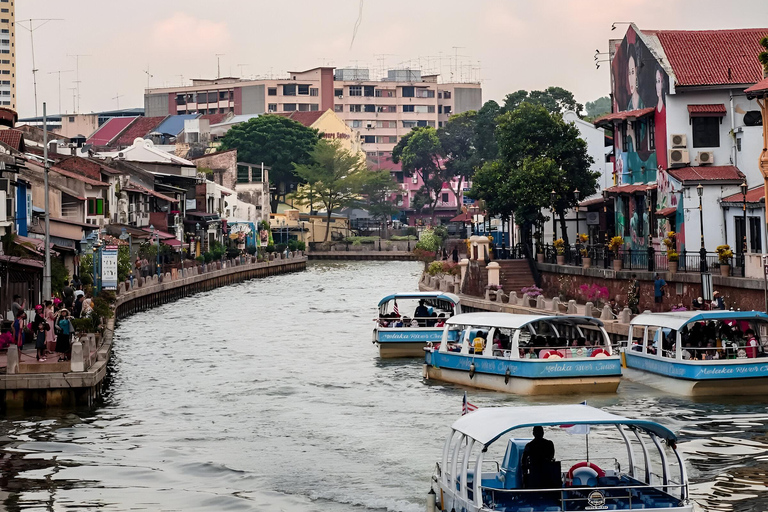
[553,238,566,265]
[663,232,678,273]
[608,236,624,270]
[716,244,733,276]
[534,232,544,263]
[521,285,543,307]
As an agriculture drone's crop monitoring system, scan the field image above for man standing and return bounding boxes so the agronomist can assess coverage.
[63,281,75,309]
[522,426,556,488]
[654,274,667,312]
[712,291,725,310]
[11,294,25,319]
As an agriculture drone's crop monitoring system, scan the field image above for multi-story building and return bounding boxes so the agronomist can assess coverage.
[0,0,14,110]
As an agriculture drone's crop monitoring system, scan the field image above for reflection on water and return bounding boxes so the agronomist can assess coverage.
[0,261,766,511]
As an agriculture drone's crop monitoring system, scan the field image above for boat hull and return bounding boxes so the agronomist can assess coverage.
[378,342,430,358]
[623,351,768,396]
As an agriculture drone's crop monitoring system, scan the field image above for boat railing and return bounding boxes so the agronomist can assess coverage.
[375,316,451,328]
[628,342,762,360]
[498,345,622,359]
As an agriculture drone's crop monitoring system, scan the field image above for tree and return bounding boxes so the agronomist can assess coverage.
[437,112,481,211]
[475,100,502,163]
[290,139,368,241]
[391,127,449,224]
[218,115,320,211]
[760,37,768,74]
[503,87,584,117]
[585,96,611,120]
[358,169,399,222]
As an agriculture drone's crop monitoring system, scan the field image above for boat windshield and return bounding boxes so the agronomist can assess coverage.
[377,296,457,328]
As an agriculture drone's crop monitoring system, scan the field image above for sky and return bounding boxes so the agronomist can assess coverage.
[14,0,768,118]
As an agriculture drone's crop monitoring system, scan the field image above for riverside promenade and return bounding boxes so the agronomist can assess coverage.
[0,252,307,410]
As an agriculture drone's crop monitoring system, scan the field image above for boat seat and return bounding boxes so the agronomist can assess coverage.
[587,477,598,487]
[543,507,562,511]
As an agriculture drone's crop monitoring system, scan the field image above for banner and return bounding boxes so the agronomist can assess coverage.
[101,245,118,291]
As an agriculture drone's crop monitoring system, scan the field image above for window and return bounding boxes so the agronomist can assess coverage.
[692,117,720,148]
[364,104,375,112]
[443,91,452,99]
[282,84,296,96]
[69,116,75,122]
[443,106,452,115]
[349,104,362,112]
[268,87,277,96]
[334,88,343,96]
[208,92,218,103]
[375,136,397,144]
[417,120,435,127]
[375,89,395,97]
[648,117,655,150]
[334,104,344,113]
[364,86,375,97]
[412,175,418,184]
[283,103,296,111]
[622,199,630,236]
[438,105,442,114]
[402,120,416,128]
[237,164,250,183]
[401,86,414,97]
[620,122,628,152]
[349,120,362,128]
[416,88,435,98]
[310,88,318,96]
[349,85,362,96]
[0,9,7,13]
[298,103,309,111]
[750,216,763,252]
[403,105,414,113]
[268,103,277,112]
[377,105,396,113]
[87,198,104,216]
[297,84,310,95]
[414,105,435,113]
[376,120,395,128]
[438,121,443,127]
[441,193,449,203]
[363,135,375,144]
[176,94,187,105]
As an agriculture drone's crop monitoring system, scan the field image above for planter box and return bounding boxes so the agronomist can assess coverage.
[556,255,565,265]
[668,261,678,274]
[582,257,592,269]
[613,259,623,271]
[720,264,730,277]
[536,253,544,263]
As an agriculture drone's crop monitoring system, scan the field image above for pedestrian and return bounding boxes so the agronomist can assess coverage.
[63,280,75,309]
[35,321,49,362]
[44,300,56,353]
[55,309,74,361]
[73,295,85,319]
[11,294,25,318]
[712,291,725,310]
[442,248,448,260]
[452,247,459,263]
[12,310,26,348]
[627,275,640,314]
[72,274,82,291]
[654,273,667,312]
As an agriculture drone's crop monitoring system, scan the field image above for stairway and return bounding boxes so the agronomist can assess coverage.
[497,260,536,295]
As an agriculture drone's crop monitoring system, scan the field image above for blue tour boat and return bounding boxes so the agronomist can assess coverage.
[424,313,621,395]
[622,310,768,396]
[373,292,461,358]
[430,404,693,512]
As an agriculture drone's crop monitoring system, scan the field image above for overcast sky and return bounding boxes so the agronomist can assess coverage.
[15,0,768,118]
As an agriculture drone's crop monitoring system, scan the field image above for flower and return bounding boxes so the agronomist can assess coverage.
[716,245,733,264]
[667,250,679,262]
[608,236,624,253]
[521,285,543,297]
[0,331,13,350]
[578,233,589,244]
[553,238,565,255]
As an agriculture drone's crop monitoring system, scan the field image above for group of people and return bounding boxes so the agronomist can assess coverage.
[378,300,451,328]
[635,319,765,359]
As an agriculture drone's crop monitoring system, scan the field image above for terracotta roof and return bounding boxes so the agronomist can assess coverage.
[593,107,654,126]
[649,28,768,86]
[200,113,228,126]
[271,110,325,127]
[449,212,472,223]
[579,197,606,207]
[604,184,655,195]
[112,116,166,147]
[722,185,766,204]
[50,166,109,187]
[656,207,677,217]
[687,104,726,116]
[0,129,25,151]
[141,227,176,240]
[667,165,745,183]
[123,181,178,203]
[745,77,768,97]
[87,117,138,146]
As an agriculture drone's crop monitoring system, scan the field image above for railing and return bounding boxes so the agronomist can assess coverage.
[492,243,528,261]
[539,243,745,276]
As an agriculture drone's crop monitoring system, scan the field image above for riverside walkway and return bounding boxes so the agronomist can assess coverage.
[0,253,307,409]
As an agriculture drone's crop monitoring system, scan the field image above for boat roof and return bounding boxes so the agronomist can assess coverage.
[451,404,676,446]
[446,312,604,330]
[378,292,460,306]
[631,310,768,330]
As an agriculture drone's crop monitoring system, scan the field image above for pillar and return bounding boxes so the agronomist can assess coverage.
[551,297,560,312]
[70,341,85,372]
[584,301,594,317]
[567,300,577,314]
[6,344,18,374]
[487,261,500,286]
[600,305,613,320]
[458,258,469,284]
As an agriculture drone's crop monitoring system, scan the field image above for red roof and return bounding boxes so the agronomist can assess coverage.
[123,181,178,203]
[650,28,768,87]
[604,184,655,195]
[271,110,325,127]
[593,107,654,126]
[200,113,228,126]
[112,116,166,147]
[50,166,109,187]
[745,77,768,97]
[87,117,138,146]
[656,207,677,217]
[687,104,726,116]
[723,185,766,204]
[579,197,606,207]
[667,165,745,183]
[0,129,25,151]
[449,212,472,223]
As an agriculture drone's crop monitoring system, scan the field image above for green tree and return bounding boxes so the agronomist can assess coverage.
[290,139,368,241]
[503,86,584,117]
[585,96,611,120]
[438,112,480,211]
[358,169,399,222]
[219,115,320,211]
[475,100,502,163]
[760,37,768,74]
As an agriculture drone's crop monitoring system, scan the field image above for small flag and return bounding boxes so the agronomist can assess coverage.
[393,301,399,316]
[560,424,591,435]
[462,391,478,416]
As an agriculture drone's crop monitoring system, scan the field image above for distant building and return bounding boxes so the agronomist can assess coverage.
[0,1,15,111]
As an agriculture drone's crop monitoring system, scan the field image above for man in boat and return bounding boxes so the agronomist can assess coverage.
[414,300,429,327]
[522,426,557,489]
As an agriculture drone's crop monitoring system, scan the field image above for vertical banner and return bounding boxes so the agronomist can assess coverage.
[102,245,119,290]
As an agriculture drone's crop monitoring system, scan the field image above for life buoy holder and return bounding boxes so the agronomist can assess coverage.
[566,461,605,486]
[504,367,511,384]
[469,363,476,379]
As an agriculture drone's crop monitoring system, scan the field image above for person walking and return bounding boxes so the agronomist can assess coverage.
[654,273,667,312]
[55,309,74,361]
[452,247,459,263]
[63,280,75,309]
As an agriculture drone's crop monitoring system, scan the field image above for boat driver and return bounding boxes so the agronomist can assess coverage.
[414,300,429,326]
[522,426,556,488]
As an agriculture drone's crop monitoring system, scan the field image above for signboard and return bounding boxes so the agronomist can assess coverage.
[101,245,118,291]
[185,199,197,211]
[586,212,600,226]
[462,188,473,205]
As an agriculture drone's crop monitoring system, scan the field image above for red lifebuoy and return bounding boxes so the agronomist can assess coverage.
[590,348,610,357]
[566,461,605,486]
[540,350,557,359]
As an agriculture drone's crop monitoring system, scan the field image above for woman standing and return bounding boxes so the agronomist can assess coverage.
[44,300,56,353]
[55,309,74,361]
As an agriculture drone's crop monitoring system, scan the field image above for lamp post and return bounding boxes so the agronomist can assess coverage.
[603,189,609,268]
[92,242,100,294]
[697,184,707,272]
[647,184,654,271]
[195,222,201,257]
[741,180,748,278]
[550,189,557,244]
[150,224,160,276]
[574,189,581,240]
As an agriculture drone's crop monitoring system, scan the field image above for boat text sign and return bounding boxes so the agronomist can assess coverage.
[427,352,622,378]
[625,352,768,380]
[378,330,459,343]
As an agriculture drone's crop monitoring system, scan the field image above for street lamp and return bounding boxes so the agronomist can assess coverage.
[741,180,748,255]
[647,184,654,271]
[195,222,201,257]
[150,224,160,276]
[574,188,581,242]
[697,184,707,272]
[550,189,557,243]
[602,189,610,267]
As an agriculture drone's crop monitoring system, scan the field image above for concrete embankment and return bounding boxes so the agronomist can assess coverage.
[0,254,307,410]
[308,250,415,261]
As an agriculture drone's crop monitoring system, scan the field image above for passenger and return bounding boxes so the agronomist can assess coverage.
[608,298,620,316]
[522,426,556,489]
[400,316,410,328]
[410,318,419,328]
[472,331,486,353]
[427,308,437,327]
[691,297,704,311]
[414,300,429,326]
[682,342,692,360]
[745,329,759,358]
[435,314,446,328]
[712,291,725,310]
[524,346,538,359]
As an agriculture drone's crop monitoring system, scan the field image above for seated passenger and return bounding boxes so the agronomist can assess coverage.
[745,329,759,358]
[522,426,556,489]
[410,318,419,328]
[472,331,486,353]
[434,314,446,327]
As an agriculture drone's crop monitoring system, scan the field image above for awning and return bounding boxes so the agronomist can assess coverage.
[687,104,726,117]
[449,212,472,223]
[161,238,182,248]
[745,77,768,99]
[603,183,655,195]
[656,207,677,217]
[579,197,605,207]
[593,107,655,127]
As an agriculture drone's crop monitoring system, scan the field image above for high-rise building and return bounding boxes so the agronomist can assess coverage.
[0,0,14,110]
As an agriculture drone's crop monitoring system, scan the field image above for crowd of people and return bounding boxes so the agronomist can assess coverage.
[378,300,452,328]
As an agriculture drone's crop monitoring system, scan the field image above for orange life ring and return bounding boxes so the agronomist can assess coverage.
[566,461,605,486]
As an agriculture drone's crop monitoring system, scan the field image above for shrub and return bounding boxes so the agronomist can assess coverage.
[246,245,258,255]
[413,248,436,263]
[427,261,444,276]
[390,235,417,241]
[265,245,275,253]
[415,228,442,253]
[275,243,288,253]
[71,318,93,333]
[716,244,733,264]
[98,290,116,304]
[521,285,543,297]
[195,255,205,263]
[203,252,214,263]
[578,283,610,306]
[344,236,378,245]
[553,238,565,255]
[406,227,418,236]
[608,236,624,253]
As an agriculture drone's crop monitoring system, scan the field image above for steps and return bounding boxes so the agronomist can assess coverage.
[497,260,536,295]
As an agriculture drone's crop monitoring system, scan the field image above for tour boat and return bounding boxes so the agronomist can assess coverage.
[621,310,768,396]
[430,404,693,512]
[373,292,461,358]
[423,313,621,395]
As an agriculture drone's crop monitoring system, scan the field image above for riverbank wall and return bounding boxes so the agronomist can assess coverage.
[0,254,307,410]
[308,250,415,261]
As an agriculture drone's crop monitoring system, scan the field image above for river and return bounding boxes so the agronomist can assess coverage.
[0,261,767,511]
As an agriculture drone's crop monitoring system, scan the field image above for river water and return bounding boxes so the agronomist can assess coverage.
[0,261,767,511]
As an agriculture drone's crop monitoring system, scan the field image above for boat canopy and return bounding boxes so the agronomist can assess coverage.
[631,310,768,331]
[446,312,605,330]
[450,404,676,446]
[377,292,460,307]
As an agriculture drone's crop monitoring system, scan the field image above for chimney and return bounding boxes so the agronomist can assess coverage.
[48,141,57,155]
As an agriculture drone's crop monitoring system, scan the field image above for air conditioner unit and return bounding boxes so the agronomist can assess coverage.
[668,149,690,166]
[337,95,343,99]
[670,134,687,148]
[365,122,374,129]
[695,151,714,165]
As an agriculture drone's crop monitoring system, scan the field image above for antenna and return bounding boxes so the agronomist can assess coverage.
[215,54,225,78]
[67,53,91,113]
[176,74,185,86]
[67,87,77,114]
[47,70,73,114]
[18,18,63,117]
[144,65,154,89]
[237,64,247,78]
[112,93,123,109]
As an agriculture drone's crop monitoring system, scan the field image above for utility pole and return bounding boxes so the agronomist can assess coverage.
[18,19,62,117]
[47,70,73,114]
[42,102,51,300]
[67,53,91,113]
[215,54,225,78]
[112,93,123,109]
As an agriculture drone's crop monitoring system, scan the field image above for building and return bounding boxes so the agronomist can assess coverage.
[595,25,768,257]
[272,109,363,156]
[0,0,15,111]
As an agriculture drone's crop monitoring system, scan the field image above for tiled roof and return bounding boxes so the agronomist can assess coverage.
[271,110,325,127]
[0,129,25,151]
[667,165,745,183]
[722,185,766,204]
[123,181,178,203]
[656,207,677,217]
[113,116,166,147]
[604,184,655,195]
[579,197,606,207]
[593,107,654,126]
[200,113,228,126]
[745,77,768,97]
[50,166,109,187]
[87,117,138,146]
[687,104,726,116]
[155,114,199,137]
[650,28,768,86]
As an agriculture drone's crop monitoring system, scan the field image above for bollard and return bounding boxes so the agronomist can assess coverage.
[70,341,85,372]
[6,344,18,374]
[601,304,613,320]
[567,300,577,314]
[508,291,518,305]
[584,301,594,317]
[552,297,561,312]
[522,293,532,307]
[536,295,545,309]
[618,307,632,324]
[496,288,505,303]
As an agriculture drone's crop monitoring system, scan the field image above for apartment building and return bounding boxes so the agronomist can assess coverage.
[0,0,15,110]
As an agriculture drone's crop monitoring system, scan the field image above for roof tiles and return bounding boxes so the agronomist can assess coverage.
[723,185,766,203]
[87,117,138,146]
[0,129,25,151]
[687,104,727,116]
[667,165,745,183]
[113,116,166,147]
[271,110,325,127]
